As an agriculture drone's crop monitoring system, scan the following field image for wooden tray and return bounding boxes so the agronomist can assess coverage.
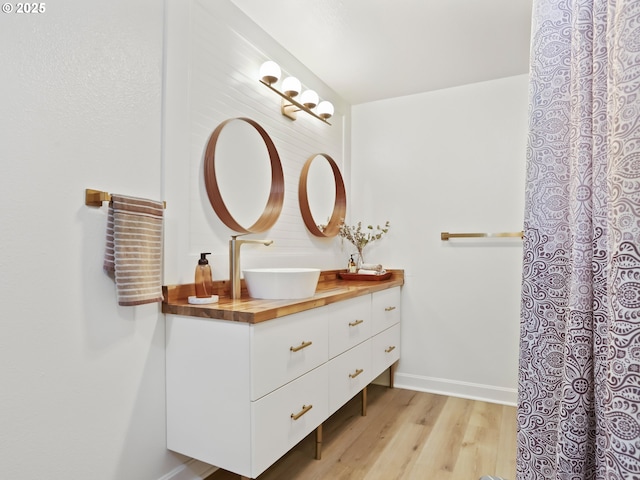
[338,271,392,281]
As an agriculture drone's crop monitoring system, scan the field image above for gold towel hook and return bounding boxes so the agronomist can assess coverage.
[85,189,111,207]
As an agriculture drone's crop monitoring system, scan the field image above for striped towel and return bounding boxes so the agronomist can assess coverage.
[103,194,164,306]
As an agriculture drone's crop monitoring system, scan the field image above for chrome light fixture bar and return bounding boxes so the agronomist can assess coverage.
[259,61,333,125]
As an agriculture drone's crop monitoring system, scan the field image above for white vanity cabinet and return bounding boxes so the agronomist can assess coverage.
[166,308,329,479]
[327,295,372,415]
[371,287,402,376]
[372,286,401,334]
[251,308,329,401]
[328,337,372,415]
[328,295,371,358]
[165,285,401,479]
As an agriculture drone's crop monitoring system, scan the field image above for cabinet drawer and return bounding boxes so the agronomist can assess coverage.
[328,295,371,358]
[328,340,372,415]
[371,287,401,335]
[372,323,400,374]
[251,309,328,401]
[251,364,328,478]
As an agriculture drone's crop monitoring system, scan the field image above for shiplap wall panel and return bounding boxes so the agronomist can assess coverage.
[163,0,350,283]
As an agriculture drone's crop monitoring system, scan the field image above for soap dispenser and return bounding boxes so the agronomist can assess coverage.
[348,254,357,273]
[190,253,218,304]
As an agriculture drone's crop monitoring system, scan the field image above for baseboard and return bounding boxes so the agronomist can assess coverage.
[158,458,218,480]
[394,373,517,406]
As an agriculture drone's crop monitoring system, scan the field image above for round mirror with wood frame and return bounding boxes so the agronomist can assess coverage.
[204,117,284,234]
[298,153,347,237]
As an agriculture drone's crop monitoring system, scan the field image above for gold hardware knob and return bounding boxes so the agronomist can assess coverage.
[349,319,364,327]
[384,306,396,312]
[349,368,364,379]
[291,404,313,420]
[385,345,396,353]
[290,340,313,352]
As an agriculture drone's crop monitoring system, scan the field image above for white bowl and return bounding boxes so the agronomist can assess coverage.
[243,268,321,299]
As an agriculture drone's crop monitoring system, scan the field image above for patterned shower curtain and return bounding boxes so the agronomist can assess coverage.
[518,0,640,479]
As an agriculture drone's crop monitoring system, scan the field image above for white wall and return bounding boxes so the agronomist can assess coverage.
[352,75,529,404]
[0,0,525,478]
[1,1,349,479]
[0,1,193,479]
[163,0,350,286]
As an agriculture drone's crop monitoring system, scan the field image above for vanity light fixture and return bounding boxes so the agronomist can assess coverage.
[299,89,319,109]
[316,101,334,120]
[282,76,301,97]
[259,60,333,125]
[259,61,281,85]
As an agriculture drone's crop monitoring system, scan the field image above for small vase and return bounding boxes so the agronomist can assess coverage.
[356,251,364,269]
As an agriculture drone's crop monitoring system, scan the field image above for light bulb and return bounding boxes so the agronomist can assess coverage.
[317,101,334,120]
[282,76,301,98]
[300,90,319,109]
[259,61,280,85]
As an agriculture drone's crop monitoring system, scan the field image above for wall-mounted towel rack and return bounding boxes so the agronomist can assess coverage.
[85,189,166,208]
[85,189,111,207]
[440,231,524,241]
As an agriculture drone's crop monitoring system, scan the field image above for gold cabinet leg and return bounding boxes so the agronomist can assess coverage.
[361,385,368,416]
[389,362,397,389]
[315,423,323,460]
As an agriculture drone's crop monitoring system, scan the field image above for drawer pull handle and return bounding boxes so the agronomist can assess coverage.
[290,340,313,352]
[384,306,396,312]
[291,404,313,420]
[349,319,364,327]
[349,368,364,379]
[385,345,396,353]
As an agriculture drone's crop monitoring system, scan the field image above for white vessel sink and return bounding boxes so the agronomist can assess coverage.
[243,268,321,300]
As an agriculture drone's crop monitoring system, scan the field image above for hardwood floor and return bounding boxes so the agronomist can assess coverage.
[207,385,517,480]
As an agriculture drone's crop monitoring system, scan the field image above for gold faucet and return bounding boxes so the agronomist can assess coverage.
[229,234,273,300]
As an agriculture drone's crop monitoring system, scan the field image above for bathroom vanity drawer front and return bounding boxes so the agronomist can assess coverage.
[328,295,372,358]
[251,308,328,401]
[371,287,401,335]
[328,339,372,415]
[251,363,328,478]
[372,323,401,374]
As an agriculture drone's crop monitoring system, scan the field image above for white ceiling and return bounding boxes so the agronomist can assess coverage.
[230,0,533,105]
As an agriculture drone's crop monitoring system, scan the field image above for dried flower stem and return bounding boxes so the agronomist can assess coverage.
[338,220,390,262]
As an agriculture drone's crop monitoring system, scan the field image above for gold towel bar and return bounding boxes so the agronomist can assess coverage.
[441,231,524,241]
[85,189,166,208]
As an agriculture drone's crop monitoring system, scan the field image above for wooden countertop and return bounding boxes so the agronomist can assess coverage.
[162,269,404,324]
